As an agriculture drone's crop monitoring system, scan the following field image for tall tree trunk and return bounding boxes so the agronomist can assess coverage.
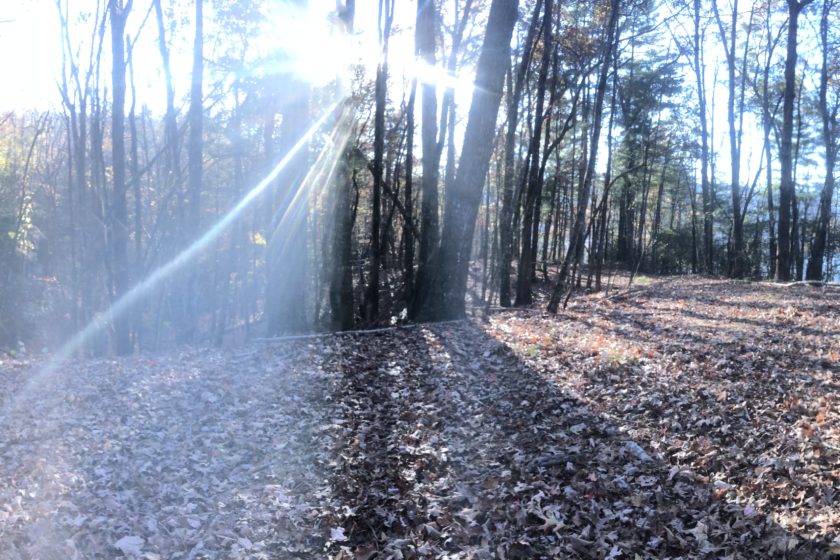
[650,155,670,271]
[330,144,355,331]
[712,0,750,277]
[515,0,552,306]
[185,0,203,339]
[593,64,618,290]
[216,83,245,346]
[128,41,143,349]
[110,0,132,355]
[793,77,806,281]
[807,0,836,280]
[693,0,714,273]
[153,0,180,192]
[404,79,417,299]
[365,0,394,323]
[777,0,812,280]
[416,0,519,320]
[760,10,781,278]
[498,0,543,307]
[411,0,439,317]
[764,96,777,279]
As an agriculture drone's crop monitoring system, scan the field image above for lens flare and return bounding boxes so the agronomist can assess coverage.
[412,61,476,97]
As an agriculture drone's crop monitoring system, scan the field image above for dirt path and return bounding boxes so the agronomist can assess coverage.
[0,277,837,558]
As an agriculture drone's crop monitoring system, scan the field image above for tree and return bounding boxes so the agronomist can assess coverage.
[751,0,784,278]
[183,0,204,339]
[548,0,621,312]
[330,0,356,330]
[806,0,838,280]
[152,0,181,208]
[416,0,519,320]
[712,0,756,277]
[776,0,813,281]
[694,0,715,272]
[411,0,439,318]
[110,0,132,354]
[363,0,395,323]
[515,0,553,306]
[498,0,543,307]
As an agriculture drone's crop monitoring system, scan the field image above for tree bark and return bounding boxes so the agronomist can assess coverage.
[515,0,552,306]
[693,0,714,273]
[404,79,417,299]
[411,0,439,318]
[416,0,519,320]
[184,0,203,339]
[807,0,836,280]
[498,0,543,307]
[777,0,812,280]
[365,0,394,323]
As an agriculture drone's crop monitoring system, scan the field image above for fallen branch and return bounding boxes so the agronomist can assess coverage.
[254,319,467,343]
[766,280,837,288]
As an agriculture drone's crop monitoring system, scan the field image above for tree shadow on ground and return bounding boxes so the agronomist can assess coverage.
[323,319,835,558]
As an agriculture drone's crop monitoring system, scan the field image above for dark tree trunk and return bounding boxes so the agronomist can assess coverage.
[759,11,781,279]
[184,0,203,339]
[498,0,543,307]
[650,156,669,272]
[807,0,836,280]
[404,80,417,298]
[711,0,751,278]
[515,0,552,306]
[412,0,439,317]
[777,0,812,280]
[366,0,394,323]
[153,0,180,192]
[416,0,519,320]
[127,42,143,349]
[693,0,714,273]
[793,79,806,281]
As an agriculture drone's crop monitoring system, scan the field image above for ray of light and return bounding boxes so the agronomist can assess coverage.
[267,101,357,261]
[0,99,341,415]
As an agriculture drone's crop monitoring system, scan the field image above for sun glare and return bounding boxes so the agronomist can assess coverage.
[260,1,354,87]
[1,99,342,415]
[412,60,476,97]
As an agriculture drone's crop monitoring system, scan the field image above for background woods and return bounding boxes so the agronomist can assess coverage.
[0,0,838,353]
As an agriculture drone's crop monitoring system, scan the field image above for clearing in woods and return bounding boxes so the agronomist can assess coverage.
[0,276,838,558]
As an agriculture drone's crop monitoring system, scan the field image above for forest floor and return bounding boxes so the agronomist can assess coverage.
[0,276,838,559]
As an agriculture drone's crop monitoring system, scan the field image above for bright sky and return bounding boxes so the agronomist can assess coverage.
[0,1,473,115]
[0,1,62,111]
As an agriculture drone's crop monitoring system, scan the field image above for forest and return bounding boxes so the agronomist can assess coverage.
[0,0,838,557]
[0,0,835,350]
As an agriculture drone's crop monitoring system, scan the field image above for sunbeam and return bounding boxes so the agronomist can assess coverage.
[0,99,342,416]
[268,101,357,259]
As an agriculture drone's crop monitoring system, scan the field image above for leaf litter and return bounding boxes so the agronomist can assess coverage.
[0,276,837,558]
